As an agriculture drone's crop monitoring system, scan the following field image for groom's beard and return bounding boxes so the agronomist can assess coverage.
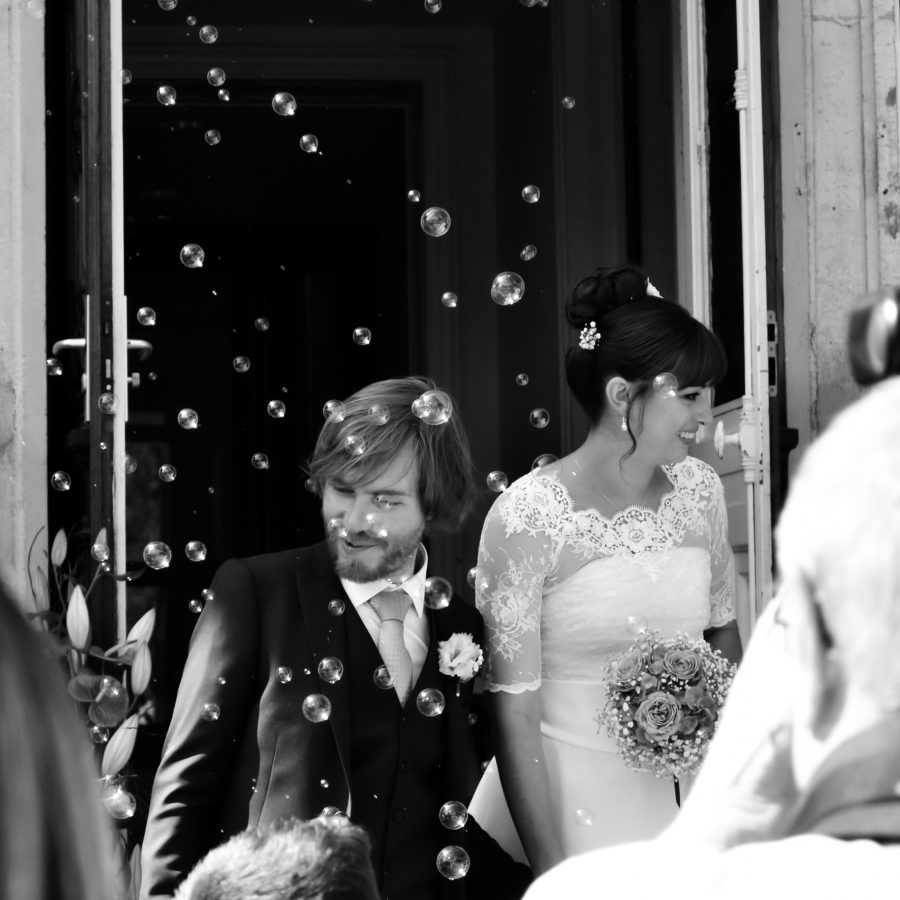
[326,521,424,583]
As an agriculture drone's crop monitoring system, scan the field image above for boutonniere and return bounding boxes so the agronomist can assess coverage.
[438,633,484,696]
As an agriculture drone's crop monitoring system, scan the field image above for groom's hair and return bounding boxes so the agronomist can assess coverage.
[775,376,900,711]
[307,375,477,531]
[173,816,379,900]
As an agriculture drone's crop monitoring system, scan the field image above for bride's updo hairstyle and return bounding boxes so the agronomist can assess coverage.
[565,263,727,438]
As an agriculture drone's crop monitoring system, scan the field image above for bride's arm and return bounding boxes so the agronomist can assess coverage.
[490,689,565,875]
[475,482,564,874]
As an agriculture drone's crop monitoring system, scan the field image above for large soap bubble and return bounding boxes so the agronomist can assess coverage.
[491,271,525,306]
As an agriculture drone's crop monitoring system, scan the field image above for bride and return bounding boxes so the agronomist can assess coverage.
[469,264,743,876]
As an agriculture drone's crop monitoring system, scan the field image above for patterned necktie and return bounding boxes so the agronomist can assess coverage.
[369,589,414,705]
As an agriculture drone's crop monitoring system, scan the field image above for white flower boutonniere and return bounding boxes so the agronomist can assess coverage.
[438,632,484,686]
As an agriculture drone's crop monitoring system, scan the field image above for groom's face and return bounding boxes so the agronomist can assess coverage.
[321,444,426,583]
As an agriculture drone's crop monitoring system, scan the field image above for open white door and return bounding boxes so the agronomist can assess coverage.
[676,0,773,645]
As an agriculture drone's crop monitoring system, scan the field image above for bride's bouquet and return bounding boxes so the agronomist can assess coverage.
[596,631,737,778]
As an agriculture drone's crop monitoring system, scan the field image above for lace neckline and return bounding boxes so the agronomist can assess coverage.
[537,464,680,524]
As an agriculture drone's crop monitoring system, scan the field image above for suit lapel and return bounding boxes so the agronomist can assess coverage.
[295,543,352,786]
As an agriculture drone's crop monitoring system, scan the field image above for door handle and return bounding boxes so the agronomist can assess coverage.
[713,420,743,458]
[712,397,762,484]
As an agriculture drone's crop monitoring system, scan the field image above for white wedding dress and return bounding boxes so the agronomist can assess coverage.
[469,457,736,863]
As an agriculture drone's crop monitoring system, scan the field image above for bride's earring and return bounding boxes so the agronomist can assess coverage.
[620,415,628,432]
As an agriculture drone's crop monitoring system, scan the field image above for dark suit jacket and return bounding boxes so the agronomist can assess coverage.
[141,542,531,899]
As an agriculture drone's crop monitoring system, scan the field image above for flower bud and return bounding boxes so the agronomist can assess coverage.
[50,527,67,568]
[101,714,139,777]
[126,608,156,646]
[130,641,152,696]
[65,584,90,650]
[34,568,50,614]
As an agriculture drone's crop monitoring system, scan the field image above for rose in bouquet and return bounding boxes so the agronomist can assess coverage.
[596,631,736,778]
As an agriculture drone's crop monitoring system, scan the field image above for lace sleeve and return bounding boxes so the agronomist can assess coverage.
[475,478,559,694]
[708,473,736,628]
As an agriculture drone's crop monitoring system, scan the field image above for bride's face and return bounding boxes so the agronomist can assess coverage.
[631,386,713,465]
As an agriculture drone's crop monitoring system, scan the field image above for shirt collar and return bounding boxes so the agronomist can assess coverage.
[340,544,428,618]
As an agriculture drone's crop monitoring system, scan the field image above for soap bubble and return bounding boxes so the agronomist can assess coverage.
[137,306,156,325]
[425,0,442,11]
[317,657,344,684]
[436,845,470,880]
[51,471,72,492]
[186,15,197,25]
[491,271,525,306]
[626,614,648,635]
[424,576,452,610]
[320,778,330,789]
[125,454,139,477]
[420,206,451,237]
[302,693,332,723]
[232,355,251,373]
[521,184,541,203]
[652,372,679,398]
[157,0,178,9]
[47,357,62,376]
[199,24,218,44]
[98,392,119,414]
[206,67,226,86]
[177,408,199,429]
[529,408,550,429]
[373,665,393,689]
[251,453,269,470]
[276,666,293,683]
[352,327,372,346]
[321,806,343,817]
[441,291,458,308]
[102,782,137,820]
[90,542,110,563]
[416,688,446,717]
[328,599,346,616]
[201,588,215,602]
[24,0,45,17]
[119,69,132,85]
[531,453,559,474]
[367,404,390,425]
[299,134,318,153]
[185,540,207,562]
[254,317,270,332]
[412,390,453,425]
[188,599,203,614]
[143,541,172,570]
[439,801,468,830]
[344,434,366,457]
[574,807,594,826]
[156,85,176,106]
[89,725,109,744]
[158,464,177,482]
[407,189,421,202]
[327,518,349,540]
[201,702,220,721]
[466,567,490,593]
[204,129,221,146]
[323,400,346,423]
[485,471,508,493]
[217,89,230,101]
[267,400,286,418]
[562,95,576,109]
[520,244,537,261]
[180,243,204,268]
[515,373,529,386]
[272,92,297,116]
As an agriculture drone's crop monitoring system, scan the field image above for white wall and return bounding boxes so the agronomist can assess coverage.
[780,0,900,472]
[0,4,47,610]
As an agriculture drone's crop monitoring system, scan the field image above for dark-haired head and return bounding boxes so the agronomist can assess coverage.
[564,263,727,438]
[306,376,477,532]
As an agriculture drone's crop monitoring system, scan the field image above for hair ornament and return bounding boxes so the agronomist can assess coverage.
[579,321,600,350]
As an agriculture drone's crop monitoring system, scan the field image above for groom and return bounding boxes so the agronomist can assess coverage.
[141,376,532,900]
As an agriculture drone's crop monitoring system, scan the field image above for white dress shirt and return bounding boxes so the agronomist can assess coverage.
[340,545,430,685]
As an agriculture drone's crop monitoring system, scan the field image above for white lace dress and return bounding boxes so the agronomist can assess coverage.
[469,457,736,863]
